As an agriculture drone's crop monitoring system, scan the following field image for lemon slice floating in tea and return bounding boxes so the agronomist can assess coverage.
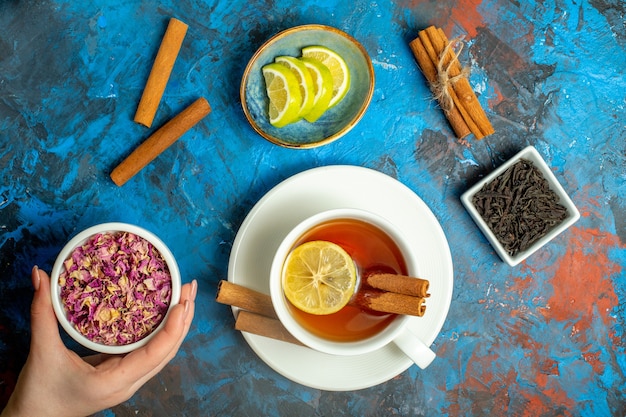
[302,45,351,108]
[261,62,302,127]
[282,240,357,315]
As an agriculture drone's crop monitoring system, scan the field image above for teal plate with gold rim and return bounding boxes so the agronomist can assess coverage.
[240,24,375,149]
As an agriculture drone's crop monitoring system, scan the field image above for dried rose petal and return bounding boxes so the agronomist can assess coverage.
[59,231,172,346]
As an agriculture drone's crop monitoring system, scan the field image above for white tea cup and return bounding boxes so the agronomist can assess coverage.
[269,208,436,369]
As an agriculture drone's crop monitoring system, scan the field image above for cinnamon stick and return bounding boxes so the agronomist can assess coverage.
[111,97,211,186]
[364,273,430,298]
[409,26,494,139]
[134,17,188,128]
[409,38,471,139]
[235,310,304,346]
[355,289,427,317]
[216,280,278,319]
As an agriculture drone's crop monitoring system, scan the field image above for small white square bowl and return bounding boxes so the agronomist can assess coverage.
[460,146,580,266]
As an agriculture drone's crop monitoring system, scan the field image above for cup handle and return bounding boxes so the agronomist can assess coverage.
[392,327,437,369]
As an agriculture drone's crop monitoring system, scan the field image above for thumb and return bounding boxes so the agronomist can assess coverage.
[29,266,64,350]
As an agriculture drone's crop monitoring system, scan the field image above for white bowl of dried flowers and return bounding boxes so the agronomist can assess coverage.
[50,223,181,354]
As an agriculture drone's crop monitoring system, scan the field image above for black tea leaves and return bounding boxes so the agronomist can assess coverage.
[471,159,568,257]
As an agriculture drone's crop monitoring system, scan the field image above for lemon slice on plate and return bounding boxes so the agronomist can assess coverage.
[302,45,351,108]
[261,63,302,127]
[274,56,315,119]
[282,240,357,315]
[299,57,333,123]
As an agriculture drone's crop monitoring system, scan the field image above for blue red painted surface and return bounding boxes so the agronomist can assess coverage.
[1,0,625,416]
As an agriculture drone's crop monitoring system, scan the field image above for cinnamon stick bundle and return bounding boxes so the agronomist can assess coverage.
[216,279,430,345]
[135,17,188,128]
[409,26,494,139]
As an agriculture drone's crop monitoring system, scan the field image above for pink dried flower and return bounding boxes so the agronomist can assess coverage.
[59,231,172,346]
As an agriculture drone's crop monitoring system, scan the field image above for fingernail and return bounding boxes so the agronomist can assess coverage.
[31,265,41,291]
[183,299,190,316]
[191,279,198,300]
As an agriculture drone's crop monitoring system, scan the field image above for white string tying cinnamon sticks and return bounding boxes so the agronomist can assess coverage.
[409,26,494,139]
[432,36,470,114]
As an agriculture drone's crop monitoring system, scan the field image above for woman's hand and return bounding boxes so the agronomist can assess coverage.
[1,266,197,417]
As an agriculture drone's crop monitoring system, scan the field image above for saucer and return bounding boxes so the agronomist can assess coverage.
[227,165,453,391]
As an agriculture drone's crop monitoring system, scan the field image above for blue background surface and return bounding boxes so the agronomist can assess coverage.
[1,0,625,415]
